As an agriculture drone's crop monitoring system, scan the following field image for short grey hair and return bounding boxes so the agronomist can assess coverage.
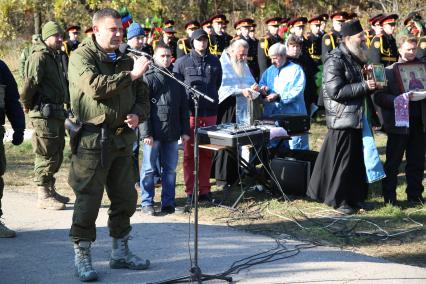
[230,39,249,50]
[268,42,286,57]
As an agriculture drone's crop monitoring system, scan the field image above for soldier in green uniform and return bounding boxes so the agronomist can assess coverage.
[258,17,282,76]
[67,8,151,281]
[0,60,25,238]
[19,34,41,80]
[321,12,348,62]
[209,14,233,57]
[234,18,259,80]
[368,14,399,66]
[177,20,200,58]
[21,21,70,210]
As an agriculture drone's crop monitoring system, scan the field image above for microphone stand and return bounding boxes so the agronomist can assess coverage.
[137,55,231,284]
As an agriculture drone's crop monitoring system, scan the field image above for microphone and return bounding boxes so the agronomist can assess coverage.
[119,43,152,59]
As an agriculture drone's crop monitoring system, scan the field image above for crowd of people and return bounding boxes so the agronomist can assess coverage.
[0,6,424,282]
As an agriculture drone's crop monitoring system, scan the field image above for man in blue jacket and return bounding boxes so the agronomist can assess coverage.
[259,42,308,149]
[173,29,222,204]
[0,60,25,238]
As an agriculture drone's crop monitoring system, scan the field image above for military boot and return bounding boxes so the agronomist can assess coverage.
[0,220,16,238]
[110,234,150,270]
[49,181,70,204]
[74,241,98,282]
[37,185,65,210]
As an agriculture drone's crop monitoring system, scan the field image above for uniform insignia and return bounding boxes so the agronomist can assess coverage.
[421,42,426,49]
[374,41,380,49]
[325,39,330,46]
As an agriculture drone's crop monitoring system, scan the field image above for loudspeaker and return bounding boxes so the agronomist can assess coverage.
[270,157,311,196]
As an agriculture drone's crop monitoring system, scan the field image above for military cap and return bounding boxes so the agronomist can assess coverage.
[330,12,349,22]
[379,14,398,26]
[371,15,385,26]
[201,19,212,28]
[319,14,329,21]
[234,18,254,29]
[346,12,358,21]
[164,20,175,28]
[163,26,176,33]
[66,25,80,33]
[265,17,282,26]
[369,14,384,24]
[404,12,422,26]
[211,14,227,24]
[185,20,200,30]
[84,27,93,34]
[280,17,290,25]
[308,16,323,25]
[288,17,308,28]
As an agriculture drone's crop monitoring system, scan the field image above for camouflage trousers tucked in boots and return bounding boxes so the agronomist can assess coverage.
[37,185,65,210]
[74,241,98,282]
[110,234,150,270]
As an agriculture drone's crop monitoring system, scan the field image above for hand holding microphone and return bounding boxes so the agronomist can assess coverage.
[119,43,152,80]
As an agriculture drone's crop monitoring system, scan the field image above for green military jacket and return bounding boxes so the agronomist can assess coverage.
[68,36,150,149]
[21,40,68,119]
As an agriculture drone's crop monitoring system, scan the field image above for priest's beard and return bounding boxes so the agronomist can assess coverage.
[346,40,368,63]
[231,57,246,77]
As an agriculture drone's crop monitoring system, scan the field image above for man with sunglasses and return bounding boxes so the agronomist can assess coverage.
[368,14,399,66]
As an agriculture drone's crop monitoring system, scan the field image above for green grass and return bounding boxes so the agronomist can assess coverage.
[3,113,426,268]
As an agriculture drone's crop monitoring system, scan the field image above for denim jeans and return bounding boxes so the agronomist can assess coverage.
[140,140,179,208]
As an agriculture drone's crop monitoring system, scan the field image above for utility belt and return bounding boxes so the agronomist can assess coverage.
[65,119,129,168]
[82,123,128,136]
[37,103,65,118]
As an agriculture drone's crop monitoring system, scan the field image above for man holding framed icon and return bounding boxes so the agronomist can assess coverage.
[373,34,426,206]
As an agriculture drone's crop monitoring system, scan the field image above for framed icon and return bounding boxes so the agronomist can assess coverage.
[393,62,426,93]
[371,64,387,88]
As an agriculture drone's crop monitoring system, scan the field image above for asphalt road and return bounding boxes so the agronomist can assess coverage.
[1,191,426,283]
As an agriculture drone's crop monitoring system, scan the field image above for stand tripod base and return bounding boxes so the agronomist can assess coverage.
[148,266,233,284]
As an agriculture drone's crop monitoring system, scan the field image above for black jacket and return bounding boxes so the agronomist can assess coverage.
[0,60,25,131]
[372,59,426,134]
[139,64,190,141]
[323,44,370,129]
[173,50,222,117]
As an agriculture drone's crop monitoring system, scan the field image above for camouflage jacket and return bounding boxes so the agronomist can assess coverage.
[21,40,69,119]
[68,36,150,149]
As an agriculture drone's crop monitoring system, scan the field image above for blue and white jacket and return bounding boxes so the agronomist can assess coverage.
[259,61,307,117]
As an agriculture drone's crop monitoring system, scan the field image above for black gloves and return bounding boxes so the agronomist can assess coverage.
[12,130,24,146]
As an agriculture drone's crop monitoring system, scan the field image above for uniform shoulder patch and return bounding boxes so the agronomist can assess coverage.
[325,38,331,46]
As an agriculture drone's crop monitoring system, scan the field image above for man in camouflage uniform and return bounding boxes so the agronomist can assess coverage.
[21,21,69,210]
[67,8,150,281]
[0,60,25,238]
[177,20,200,58]
[258,17,282,76]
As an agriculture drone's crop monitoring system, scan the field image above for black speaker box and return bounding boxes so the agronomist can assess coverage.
[270,157,311,196]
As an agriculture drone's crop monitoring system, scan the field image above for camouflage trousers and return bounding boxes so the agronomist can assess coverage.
[31,117,65,186]
[0,127,5,217]
[68,143,137,242]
